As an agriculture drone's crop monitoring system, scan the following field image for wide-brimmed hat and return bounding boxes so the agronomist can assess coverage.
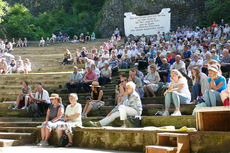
[49,93,60,99]
[90,81,101,88]
[208,65,219,73]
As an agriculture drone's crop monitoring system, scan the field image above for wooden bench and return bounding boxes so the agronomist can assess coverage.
[195,106,230,131]
[146,132,190,153]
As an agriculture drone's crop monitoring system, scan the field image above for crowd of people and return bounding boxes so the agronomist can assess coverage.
[9,20,230,147]
[0,37,32,74]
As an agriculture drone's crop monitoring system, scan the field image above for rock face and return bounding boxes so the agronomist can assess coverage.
[5,0,64,15]
[96,0,207,37]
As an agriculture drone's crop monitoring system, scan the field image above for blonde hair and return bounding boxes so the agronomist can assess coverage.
[171,69,184,79]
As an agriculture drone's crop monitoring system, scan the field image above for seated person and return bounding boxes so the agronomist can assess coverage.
[62,49,72,65]
[181,45,192,67]
[56,93,82,147]
[98,62,111,86]
[91,32,96,40]
[210,49,220,63]
[171,55,186,74]
[73,49,80,65]
[31,83,50,116]
[23,37,28,47]
[115,77,128,104]
[49,33,57,43]
[202,52,212,75]
[8,59,17,73]
[16,38,23,47]
[79,33,84,43]
[221,48,230,76]
[90,81,142,128]
[109,55,119,73]
[16,59,24,73]
[85,32,91,41]
[91,46,98,61]
[191,67,209,104]
[0,58,7,74]
[158,58,170,82]
[66,66,83,93]
[187,54,203,77]
[82,81,104,118]
[220,89,230,106]
[79,47,88,64]
[91,64,100,78]
[204,65,226,107]
[144,64,160,97]
[82,67,97,92]
[24,58,31,74]
[39,37,45,47]
[129,71,144,98]
[37,94,64,146]
[163,69,191,116]
[120,54,130,69]
[13,81,32,110]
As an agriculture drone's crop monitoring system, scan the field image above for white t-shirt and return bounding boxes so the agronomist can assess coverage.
[35,89,50,103]
[172,77,191,99]
[65,103,82,126]
[188,60,203,71]
[102,53,110,59]
[171,61,186,74]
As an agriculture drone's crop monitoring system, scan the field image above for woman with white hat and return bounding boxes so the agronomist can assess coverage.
[204,65,227,107]
[37,93,64,146]
[82,81,104,118]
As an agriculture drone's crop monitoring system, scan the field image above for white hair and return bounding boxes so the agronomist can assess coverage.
[126,81,136,91]
[69,93,78,101]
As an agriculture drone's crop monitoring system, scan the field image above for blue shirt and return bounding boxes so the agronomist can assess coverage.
[208,75,227,92]
[169,58,176,65]
[149,50,156,58]
[183,50,192,59]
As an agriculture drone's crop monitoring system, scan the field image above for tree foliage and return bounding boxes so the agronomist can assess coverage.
[0,0,106,40]
[199,0,230,27]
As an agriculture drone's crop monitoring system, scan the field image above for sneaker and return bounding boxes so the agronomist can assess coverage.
[21,106,27,110]
[37,140,44,146]
[41,141,49,146]
[171,110,182,116]
[82,114,87,118]
[162,111,169,116]
[121,124,127,128]
[89,121,98,127]
[12,106,18,110]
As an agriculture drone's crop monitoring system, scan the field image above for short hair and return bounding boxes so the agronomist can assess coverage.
[69,93,78,101]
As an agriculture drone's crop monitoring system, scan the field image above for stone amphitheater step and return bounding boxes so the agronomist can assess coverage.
[0,132,33,145]
[0,102,195,118]
[0,138,21,147]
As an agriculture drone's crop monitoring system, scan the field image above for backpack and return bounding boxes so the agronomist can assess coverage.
[27,102,41,118]
[57,134,69,147]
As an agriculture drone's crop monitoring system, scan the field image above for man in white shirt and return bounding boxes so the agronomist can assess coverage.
[31,83,50,116]
[130,46,138,57]
[97,57,106,70]
[187,54,203,77]
[171,55,186,74]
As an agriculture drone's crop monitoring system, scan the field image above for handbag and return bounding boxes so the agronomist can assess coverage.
[57,134,69,147]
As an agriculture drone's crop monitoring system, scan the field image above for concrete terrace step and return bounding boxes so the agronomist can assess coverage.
[0,122,41,127]
[0,127,38,133]
[0,132,32,140]
[0,139,20,147]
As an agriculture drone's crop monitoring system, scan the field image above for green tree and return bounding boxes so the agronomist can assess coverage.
[200,0,230,27]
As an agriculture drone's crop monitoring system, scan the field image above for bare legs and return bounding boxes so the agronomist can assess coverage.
[144,86,156,97]
[82,102,92,116]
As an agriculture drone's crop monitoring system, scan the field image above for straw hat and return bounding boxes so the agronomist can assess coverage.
[49,93,60,99]
[90,81,101,88]
[208,65,219,73]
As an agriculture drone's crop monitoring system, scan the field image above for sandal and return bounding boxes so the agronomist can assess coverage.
[65,142,73,147]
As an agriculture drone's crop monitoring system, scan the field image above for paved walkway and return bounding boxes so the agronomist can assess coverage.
[0,146,140,153]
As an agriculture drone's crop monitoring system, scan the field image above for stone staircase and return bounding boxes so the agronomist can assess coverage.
[0,41,199,151]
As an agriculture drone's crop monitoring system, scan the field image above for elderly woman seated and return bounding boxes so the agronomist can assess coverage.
[90,81,142,128]
[37,93,64,146]
[56,93,82,147]
[144,64,160,97]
